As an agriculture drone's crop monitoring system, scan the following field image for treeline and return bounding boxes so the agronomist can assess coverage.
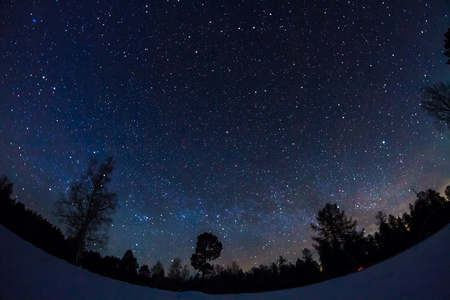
[1,176,450,294]
[0,177,67,259]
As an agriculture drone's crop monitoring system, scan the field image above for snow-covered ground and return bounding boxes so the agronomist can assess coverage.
[1,225,450,299]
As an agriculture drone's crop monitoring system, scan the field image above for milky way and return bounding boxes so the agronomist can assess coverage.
[1,1,449,271]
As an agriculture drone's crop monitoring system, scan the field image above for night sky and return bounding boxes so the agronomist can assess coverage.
[1,1,449,272]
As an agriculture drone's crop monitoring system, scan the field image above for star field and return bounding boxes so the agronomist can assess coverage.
[1,1,449,271]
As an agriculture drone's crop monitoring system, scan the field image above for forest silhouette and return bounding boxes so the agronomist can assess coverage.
[1,24,450,296]
[1,174,450,294]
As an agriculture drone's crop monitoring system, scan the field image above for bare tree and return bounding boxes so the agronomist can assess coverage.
[54,156,118,264]
[422,83,450,131]
[421,28,450,131]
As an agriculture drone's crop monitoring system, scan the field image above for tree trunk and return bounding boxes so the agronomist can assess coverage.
[75,242,84,266]
[74,224,88,265]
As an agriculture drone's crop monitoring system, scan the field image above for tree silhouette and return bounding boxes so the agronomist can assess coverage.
[0,176,14,224]
[444,27,450,64]
[119,250,139,282]
[0,177,67,260]
[311,203,362,277]
[137,264,151,285]
[151,260,165,279]
[190,232,223,277]
[211,264,225,277]
[181,264,190,281]
[311,203,357,248]
[422,83,450,131]
[138,265,150,278]
[374,211,396,260]
[0,176,13,201]
[168,257,183,279]
[421,27,450,130]
[298,248,320,284]
[54,156,118,264]
[277,255,287,267]
[409,188,450,242]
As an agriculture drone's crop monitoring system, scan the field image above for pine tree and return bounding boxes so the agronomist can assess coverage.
[119,250,139,282]
[311,203,361,277]
[151,261,165,279]
[409,189,450,242]
[300,248,320,284]
[168,257,183,279]
[0,176,13,201]
[138,265,150,278]
[181,264,190,281]
[190,232,223,277]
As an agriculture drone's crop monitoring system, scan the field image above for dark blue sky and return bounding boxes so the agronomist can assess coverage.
[1,1,449,271]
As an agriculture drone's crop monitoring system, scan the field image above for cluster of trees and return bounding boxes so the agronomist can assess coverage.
[0,176,67,259]
[189,186,450,293]
[311,189,450,280]
[2,163,450,293]
[2,26,450,289]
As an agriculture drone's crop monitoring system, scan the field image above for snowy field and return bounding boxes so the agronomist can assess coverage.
[1,225,450,299]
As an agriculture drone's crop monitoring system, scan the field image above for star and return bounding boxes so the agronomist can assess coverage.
[0,1,449,272]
